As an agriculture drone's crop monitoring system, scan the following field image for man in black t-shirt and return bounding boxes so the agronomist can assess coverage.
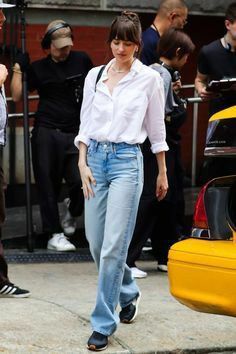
[195,2,236,182]
[11,20,93,251]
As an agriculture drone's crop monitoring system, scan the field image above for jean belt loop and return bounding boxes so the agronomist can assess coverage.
[94,140,99,152]
[113,142,116,154]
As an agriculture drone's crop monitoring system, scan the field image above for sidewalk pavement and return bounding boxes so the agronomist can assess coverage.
[1,260,236,353]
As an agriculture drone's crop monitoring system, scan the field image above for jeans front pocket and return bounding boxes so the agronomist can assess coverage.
[115,146,139,161]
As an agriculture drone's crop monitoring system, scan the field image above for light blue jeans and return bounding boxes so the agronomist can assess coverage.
[85,140,143,336]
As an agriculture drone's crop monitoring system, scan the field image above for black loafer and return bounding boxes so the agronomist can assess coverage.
[87,331,108,351]
[119,292,141,323]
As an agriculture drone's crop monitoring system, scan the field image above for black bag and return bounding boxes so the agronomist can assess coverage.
[165,93,187,143]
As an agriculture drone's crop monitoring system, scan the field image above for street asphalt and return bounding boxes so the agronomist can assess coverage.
[1,260,236,353]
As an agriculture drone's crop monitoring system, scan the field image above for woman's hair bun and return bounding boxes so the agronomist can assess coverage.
[121,11,139,22]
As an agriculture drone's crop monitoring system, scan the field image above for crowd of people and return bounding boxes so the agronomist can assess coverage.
[0,0,236,351]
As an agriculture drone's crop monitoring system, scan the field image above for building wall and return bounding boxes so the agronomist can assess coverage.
[23,0,235,15]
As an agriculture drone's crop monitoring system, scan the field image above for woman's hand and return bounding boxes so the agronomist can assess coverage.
[156,172,168,201]
[78,142,96,199]
[155,151,168,201]
[79,163,96,199]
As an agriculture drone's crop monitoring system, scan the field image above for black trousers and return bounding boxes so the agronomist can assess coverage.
[31,126,84,235]
[127,140,184,267]
[0,152,8,286]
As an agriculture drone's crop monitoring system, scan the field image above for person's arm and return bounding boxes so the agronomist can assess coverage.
[155,151,168,201]
[145,74,169,200]
[195,70,215,100]
[0,64,8,87]
[11,52,30,102]
[11,63,23,102]
[194,46,217,100]
[78,142,96,199]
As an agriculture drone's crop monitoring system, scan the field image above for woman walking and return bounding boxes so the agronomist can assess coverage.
[74,11,168,351]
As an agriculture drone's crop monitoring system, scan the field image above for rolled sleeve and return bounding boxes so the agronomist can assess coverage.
[145,73,169,154]
[74,134,90,149]
[151,141,169,154]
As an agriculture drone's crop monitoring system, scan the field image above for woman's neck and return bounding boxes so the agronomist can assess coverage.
[111,58,135,73]
[159,57,173,68]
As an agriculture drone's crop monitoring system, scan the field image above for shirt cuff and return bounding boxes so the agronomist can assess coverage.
[74,134,90,149]
[151,141,169,154]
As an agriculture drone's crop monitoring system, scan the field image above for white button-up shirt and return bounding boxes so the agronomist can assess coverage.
[74,58,168,154]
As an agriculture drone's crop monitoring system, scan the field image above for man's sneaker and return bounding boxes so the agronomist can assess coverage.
[87,331,108,351]
[0,282,30,298]
[131,267,147,279]
[61,198,77,236]
[47,233,76,251]
[119,293,141,324]
[157,264,168,272]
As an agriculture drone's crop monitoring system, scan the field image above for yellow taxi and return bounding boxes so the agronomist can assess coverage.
[168,106,236,317]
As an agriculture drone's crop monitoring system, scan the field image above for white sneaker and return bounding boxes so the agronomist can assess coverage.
[157,264,168,272]
[61,198,77,236]
[47,233,76,252]
[131,267,147,278]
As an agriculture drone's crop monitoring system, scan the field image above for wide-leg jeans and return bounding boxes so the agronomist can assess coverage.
[85,140,143,336]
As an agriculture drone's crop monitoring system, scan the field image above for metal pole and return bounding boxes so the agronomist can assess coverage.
[9,9,18,186]
[17,1,34,252]
[191,91,200,187]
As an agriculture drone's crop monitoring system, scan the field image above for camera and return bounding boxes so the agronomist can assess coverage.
[172,70,181,83]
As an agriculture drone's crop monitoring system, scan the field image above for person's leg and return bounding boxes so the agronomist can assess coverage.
[0,239,8,285]
[86,142,143,336]
[151,146,179,266]
[126,139,158,269]
[126,195,157,267]
[0,157,8,284]
[152,200,177,265]
[63,136,84,217]
[0,163,30,297]
[175,143,185,237]
[31,127,63,235]
[32,128,77,251]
